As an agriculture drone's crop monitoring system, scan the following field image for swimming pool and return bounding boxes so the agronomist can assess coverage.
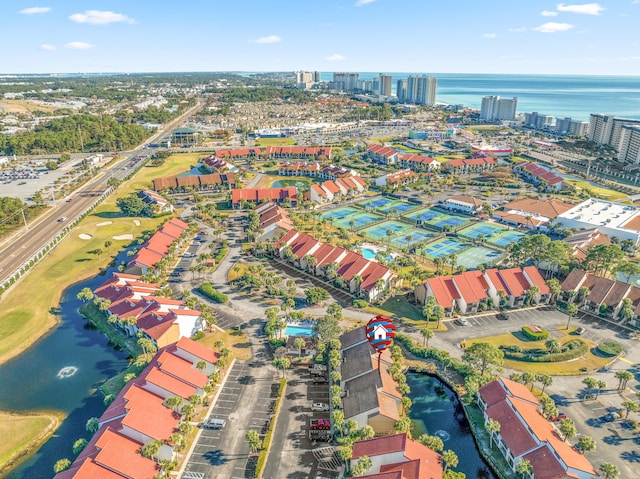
[361,248,377,260]
[284,325,315,337]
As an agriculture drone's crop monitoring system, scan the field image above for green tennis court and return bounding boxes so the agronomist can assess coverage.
[403,208,440,224]
[458,222,508,240]
[377,200,419,215]
[456,247,504,269]
[391,228,435,249]
[321,206,360,222]
[357,197,395,210]
[361,220,410,241]
[421,237,470,260]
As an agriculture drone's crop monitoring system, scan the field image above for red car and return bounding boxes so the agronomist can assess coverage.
[550,413,567,422]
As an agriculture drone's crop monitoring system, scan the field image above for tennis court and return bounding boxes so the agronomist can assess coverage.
[458,222,507,240]
[429,215,469,230]
[488,230,527,248]
[357,197,395,210]
[421,237,470,260]
[321,206,360,222]
[377,200,419,215]
[361,220,410,241]
[456,247,504,269]
[403,208,440,224]
[335,212,385,230]
[391,229,435,249]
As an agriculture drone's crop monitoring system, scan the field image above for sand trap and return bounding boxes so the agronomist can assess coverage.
[79,233,92,240]
[96,221,113,227]
[133,220,141,226]
[113,234,134,241]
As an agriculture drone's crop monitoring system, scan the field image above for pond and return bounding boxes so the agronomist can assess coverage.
[2,275,129,478]
[270,179,311,189]
[407,372,498,479]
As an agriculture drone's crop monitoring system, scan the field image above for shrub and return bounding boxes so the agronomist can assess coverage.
[597,341,623,357]
[522,325,549,340]
[198,282,228,303]
[353,299,368,308]
[501,339,588,363]
[191,331,205,340]
[394,334,472,377]
[214,240,229,265]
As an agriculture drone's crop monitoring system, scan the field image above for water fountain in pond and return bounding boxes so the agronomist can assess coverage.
[56,366,78,379]
[434,430,451,441]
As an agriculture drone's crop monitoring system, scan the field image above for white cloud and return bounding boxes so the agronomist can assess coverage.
[40,44,56,51]
[253,35,282,44]
[541,10,559,16]
[65,42,95,50]
[556,3,606,15]
[533,22,574,32]
[19,6,51,15]
[620,56,640,61]
[69,10,135,25]
[483,33,497,39]
[508,27,527,32]
[325,53,346,62]
[355,0,376,6]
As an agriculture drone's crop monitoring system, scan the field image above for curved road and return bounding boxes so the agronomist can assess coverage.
[0,103,202,287]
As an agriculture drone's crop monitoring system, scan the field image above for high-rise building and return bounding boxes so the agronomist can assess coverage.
[397,80,407,100]
[405,75,437,106]
[587,114,640,148]
[313,71,321,82]
[555,117,588,137]
[480,96,517,121]
[296,71,314,83]
[332,72,359,91]
[375,74,392,96]
[618,125,640,165]
[524,112,553,129]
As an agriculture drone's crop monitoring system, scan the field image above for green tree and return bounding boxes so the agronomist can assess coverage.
[595,380,607,399]
[394,416,412,434]
[577,435,596,453]
[116,194,149,217]
[615,370,633,391]
[565,303,578,329]
[558,418,577,442]
[441,450,459,473]
[420,325,434,347]
[485,419,500,449]
[140,439,163,459]
[515,458,533,478]
[462,342,504,376]
[72,438,88,455]
[272,356,291,378]
[545,338,561,353]
[432,305,445,328]
[245,429,262,453]
[76,287,94,302]
[327,303,343,320]
[305,287,330,305]
[599,462,620,479]
[417,434,444,452]
[547,277,561,303]
[584,244,624,276]
[293,337,306,357]
[53,458,71,474]
[351,455,372,476]
[614,261,640,282]
[538,374,553,394]
[522,371,537,391]
[85,417,99,433]
[622,400,639,418]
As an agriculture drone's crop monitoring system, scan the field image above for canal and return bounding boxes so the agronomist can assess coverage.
[407,372,498,479]
[2,275,129,479]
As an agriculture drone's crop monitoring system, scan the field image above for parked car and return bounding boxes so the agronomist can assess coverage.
[313,376,329,384]
[575,327,586,335]
[191,241,202,246]
[169,271,181,277]
[455,318,470,327]
[549,413,567,422]
[497,311,510,320]
[201,418,226,429]
[311,402,330,412]
[58,216,67,222]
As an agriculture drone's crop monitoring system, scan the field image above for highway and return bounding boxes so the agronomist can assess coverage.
[0,102,202,287]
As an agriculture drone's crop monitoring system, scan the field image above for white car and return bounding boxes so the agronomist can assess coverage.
[312,402,330,411]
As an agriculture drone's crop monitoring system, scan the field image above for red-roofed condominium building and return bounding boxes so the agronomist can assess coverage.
[415,266,550,316]
[231,187,297,209]
[351,433,443,479]
[126,217,189,275]
[478,377,597,479]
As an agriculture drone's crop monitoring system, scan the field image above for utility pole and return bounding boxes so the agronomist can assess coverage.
[78,125,84,152]
[21,208,28,232]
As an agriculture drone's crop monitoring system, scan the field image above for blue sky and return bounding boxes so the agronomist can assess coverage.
[4,1,640,75]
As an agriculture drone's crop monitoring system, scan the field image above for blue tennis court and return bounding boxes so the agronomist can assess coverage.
[432,216,468,229]
[404,209,440,223]
[392,229,435,248]
[422,238,470,259]
[335,212,385,230]
[459,223,506,240]
[321,206,359,222]
[378,201,418,214]
[489,230,527,248]
[361,220,409,240]
[358,197,395,209]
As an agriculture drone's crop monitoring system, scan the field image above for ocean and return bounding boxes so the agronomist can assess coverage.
[320,72,640,121]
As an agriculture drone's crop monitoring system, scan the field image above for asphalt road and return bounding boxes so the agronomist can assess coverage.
[0,103,202,287]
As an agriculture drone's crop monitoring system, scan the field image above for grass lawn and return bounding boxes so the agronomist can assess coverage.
[465,329,612,375]
[564,178,628,201]
[363,296,448,332]
[465,125,505,131]
[369,136,396,144]
[255,137,296,146]
[391,143,424,154]
[0,411,64,474]
[227,262,250,282]
[200,328,252,361]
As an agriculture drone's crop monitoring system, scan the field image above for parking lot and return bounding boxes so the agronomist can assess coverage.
[262,365,335,479]
[182,325,278,479]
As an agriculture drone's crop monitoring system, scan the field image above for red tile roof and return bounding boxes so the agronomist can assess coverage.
[454,271,488,303]
[174,336,219,364]
[523,266,550,295]
[231,187,297,204]
[155,350,208,388]
[426,276,459,309]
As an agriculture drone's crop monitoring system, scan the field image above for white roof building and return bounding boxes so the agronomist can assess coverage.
[557,199,640,244]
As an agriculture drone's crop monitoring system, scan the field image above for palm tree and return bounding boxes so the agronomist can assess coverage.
[515,458,533,478]
[485,419,500,449]
[538,374,553,394]
[615,370,633,391]
[565,303,578,329]
[53,459,72,474]
[595,380,606,399]
[85,417,99,433]
[599,462,619,479]
[293,337,306,357]
[441,450,458,473]
[420,325,434,347]
[405,234,414,252]
[386,229,394,245]
[245,430,262,454]
[446,253,457,273]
